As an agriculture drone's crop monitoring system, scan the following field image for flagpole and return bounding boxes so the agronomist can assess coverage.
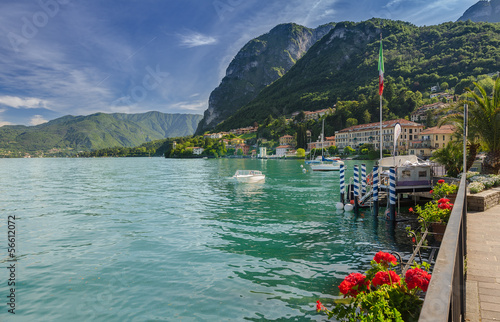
[380,94,383,160]
[378,33,384,161]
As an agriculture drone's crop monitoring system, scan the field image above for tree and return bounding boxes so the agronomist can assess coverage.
[466,77,500,174]
[346,118,358,128]
[296,148,306,158]
[438,106,480,173]
[431,141,462,178]
[344,146,355,155]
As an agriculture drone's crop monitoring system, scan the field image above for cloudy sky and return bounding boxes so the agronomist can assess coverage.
[0,0,477,126]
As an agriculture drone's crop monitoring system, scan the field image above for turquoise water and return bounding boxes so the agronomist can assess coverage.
[0,158,412,321]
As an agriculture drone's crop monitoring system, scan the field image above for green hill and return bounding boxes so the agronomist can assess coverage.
[214,19,500,131]
[0,111,202,157]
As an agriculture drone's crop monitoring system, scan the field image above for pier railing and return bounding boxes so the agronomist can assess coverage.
[418,175,467,321]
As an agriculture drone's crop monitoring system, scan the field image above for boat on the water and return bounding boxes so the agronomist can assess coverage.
[311,159,344,171]
[232,170,265,183]
[309,120,344,171]
[377,155,433,192]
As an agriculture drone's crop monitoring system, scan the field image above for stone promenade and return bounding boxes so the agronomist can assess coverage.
[466,203,500,321]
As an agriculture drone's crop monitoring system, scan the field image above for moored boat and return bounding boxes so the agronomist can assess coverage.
[232,170,265,183]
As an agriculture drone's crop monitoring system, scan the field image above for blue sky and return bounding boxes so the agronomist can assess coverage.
[0,0,477,126]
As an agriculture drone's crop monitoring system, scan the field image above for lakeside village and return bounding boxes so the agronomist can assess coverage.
[170,91,478,167]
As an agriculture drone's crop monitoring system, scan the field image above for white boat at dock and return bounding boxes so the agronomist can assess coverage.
[311,158,344,171]
[232,170,265,183]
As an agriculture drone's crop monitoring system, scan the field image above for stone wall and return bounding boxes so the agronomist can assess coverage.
[467,187,500,212]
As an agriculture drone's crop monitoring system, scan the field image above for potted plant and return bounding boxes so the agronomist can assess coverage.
[414,198,453,241]
[316,251,431,321]
[430,179,458,202]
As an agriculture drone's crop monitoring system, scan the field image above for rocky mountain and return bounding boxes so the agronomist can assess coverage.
[214,19,500,131]
[458,0,500,22]
[195,22,335,134]
[0,111,202,156]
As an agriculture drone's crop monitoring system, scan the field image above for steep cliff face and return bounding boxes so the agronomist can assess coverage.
[458,0,500,22]
[195,22,335,134]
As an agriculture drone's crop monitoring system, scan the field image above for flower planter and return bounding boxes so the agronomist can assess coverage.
[447,193,457,204]
[431,222,447,242]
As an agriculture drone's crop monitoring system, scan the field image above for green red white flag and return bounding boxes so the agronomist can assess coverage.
[378,39,384,96]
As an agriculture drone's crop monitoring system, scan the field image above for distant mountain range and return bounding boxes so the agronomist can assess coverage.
[0,111,202,156]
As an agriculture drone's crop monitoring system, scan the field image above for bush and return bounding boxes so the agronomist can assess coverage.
[469,182,485,194]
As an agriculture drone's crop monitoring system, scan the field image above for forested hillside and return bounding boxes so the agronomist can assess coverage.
[0,111,202,157]
[215,19,500,131]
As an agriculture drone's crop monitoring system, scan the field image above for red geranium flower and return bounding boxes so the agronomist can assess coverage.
[409,207,414,212]
[372,270,401,287]
[373,251,397,266]
[437,179,445,184]
[405,268,431,292]
[339,273,370,297]
[430,190,433,194]
[438,198,450,204]
[316,300,326,312]
[412,237,416,243]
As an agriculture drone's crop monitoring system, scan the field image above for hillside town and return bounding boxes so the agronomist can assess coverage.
[185,98,458,160]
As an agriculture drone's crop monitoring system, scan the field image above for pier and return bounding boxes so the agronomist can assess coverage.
[466,203,500,321]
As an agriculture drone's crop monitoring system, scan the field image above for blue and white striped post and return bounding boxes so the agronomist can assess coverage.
[372,166,379,217]
[361,164,367,197]
[354,165,359,210]
[340,164,345,205]
[389,167,396,221]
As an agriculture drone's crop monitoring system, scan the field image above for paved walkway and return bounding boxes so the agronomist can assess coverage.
[466,204,500,322]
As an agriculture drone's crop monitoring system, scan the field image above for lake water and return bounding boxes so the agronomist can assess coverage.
[0,158,413,321]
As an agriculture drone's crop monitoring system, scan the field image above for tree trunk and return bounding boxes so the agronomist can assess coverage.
[466,142,480,172]
[483,150,500,174]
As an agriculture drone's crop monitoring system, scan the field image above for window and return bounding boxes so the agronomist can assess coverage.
[419,171,427,178]
[436,135,438,140]
[435,143,439,148]
[443,135,445,141]
[410,129,413,134]
[402,170,411,178]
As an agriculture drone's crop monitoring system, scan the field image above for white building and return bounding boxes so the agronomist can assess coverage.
[335,119,424,152]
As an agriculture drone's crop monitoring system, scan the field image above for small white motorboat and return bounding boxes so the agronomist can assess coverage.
[232,170,265,183]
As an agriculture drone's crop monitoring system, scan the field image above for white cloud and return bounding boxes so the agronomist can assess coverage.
[0,96,50,109]
[169,100,207,112]
[30,115,48,126]
[178,32,218,48]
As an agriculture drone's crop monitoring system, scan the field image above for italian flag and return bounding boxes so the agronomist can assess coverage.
[378,39,384,96]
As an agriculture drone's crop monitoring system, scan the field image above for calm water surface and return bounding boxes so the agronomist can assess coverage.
[0,158,412,321]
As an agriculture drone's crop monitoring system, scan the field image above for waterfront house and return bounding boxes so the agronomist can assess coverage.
[335,119,424,152]
[279,135,294,146]
[276,145,293,157]
[408,125,456,158]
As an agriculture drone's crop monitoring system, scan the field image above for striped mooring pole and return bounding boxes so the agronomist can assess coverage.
[354,165,359,211]
[372,166,379,217]
[389,167,396,221]
[340,164,345,205]
[361,164,367,197]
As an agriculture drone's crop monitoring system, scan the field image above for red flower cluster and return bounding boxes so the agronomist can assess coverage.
[405,268,431,292]
[372,270,401,287]
[339,273,370,297]
[316,300,326,312]
[437,198,453,210]
[374,251,397,266]
[429,189,433,194]
[437,179,445,184]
